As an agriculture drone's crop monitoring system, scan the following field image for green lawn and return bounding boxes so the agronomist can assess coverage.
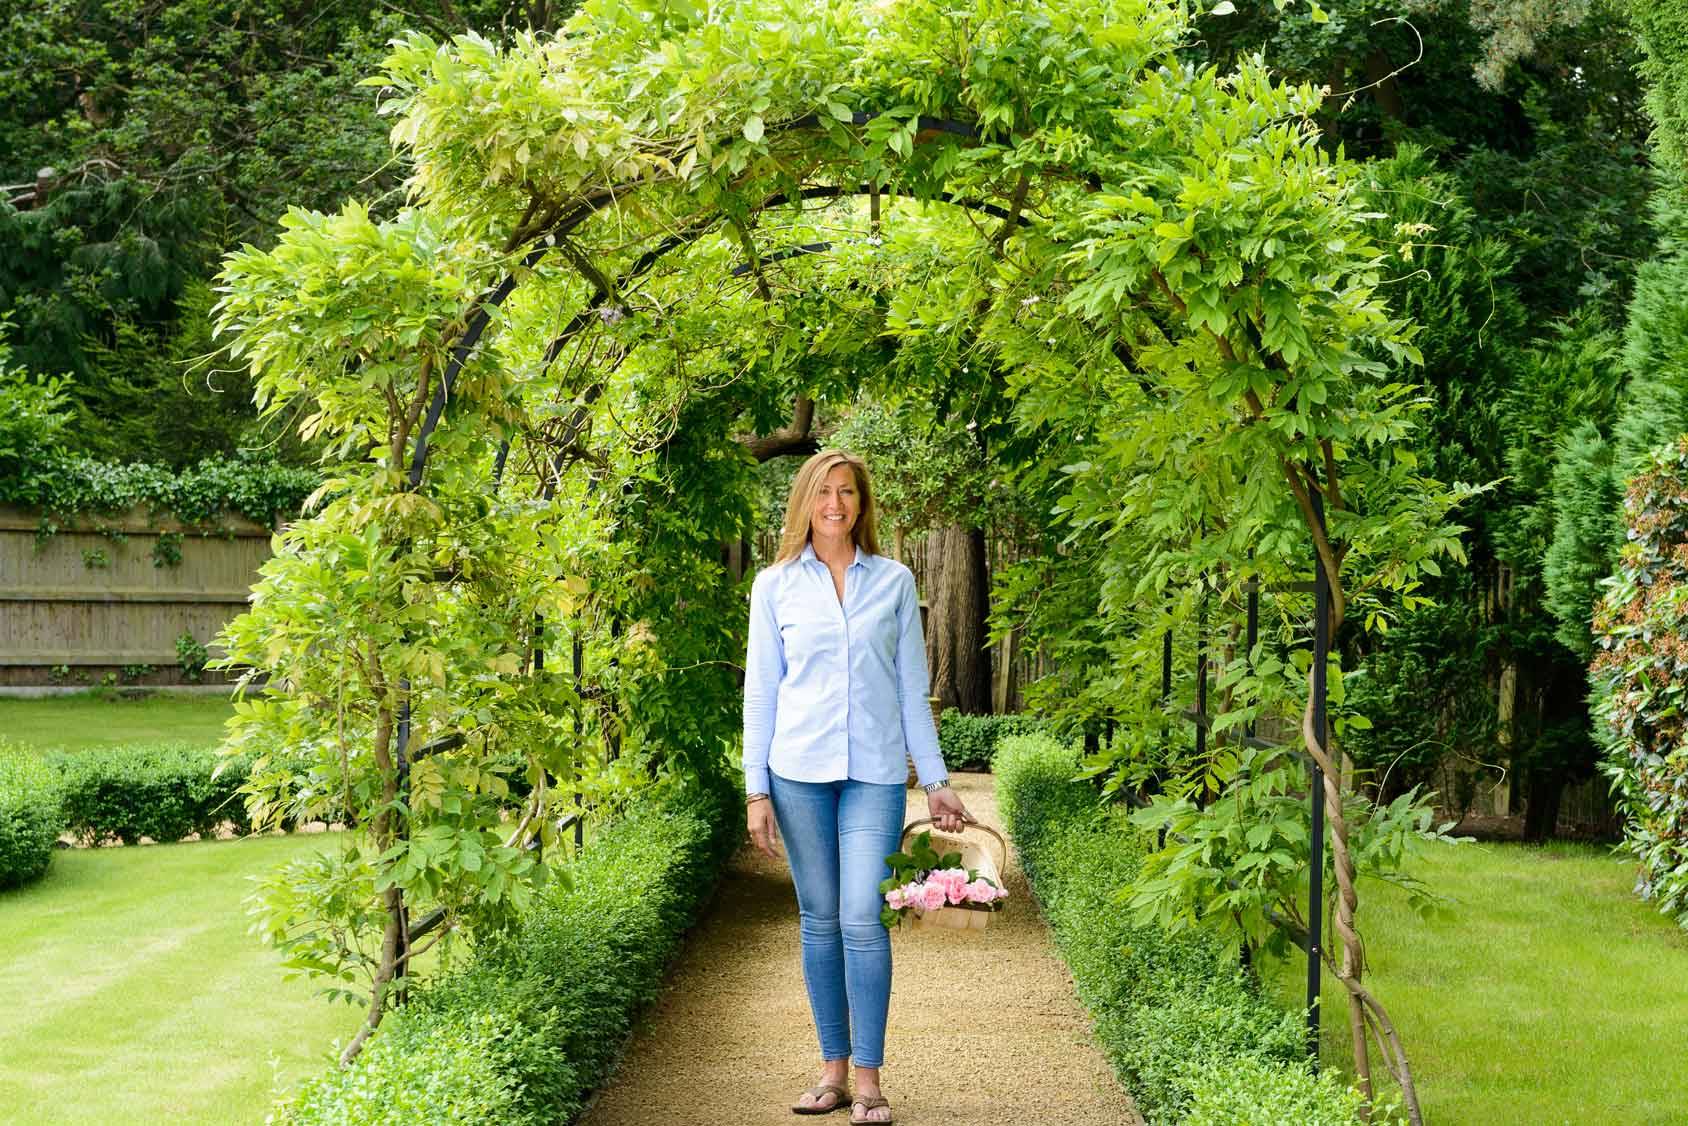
[0,690,233,754]
[0,833,356,1125]
[1264,840,1688,1125]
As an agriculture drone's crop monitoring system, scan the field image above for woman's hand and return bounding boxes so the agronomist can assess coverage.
[927,785,970,834]
[747,798,781,860]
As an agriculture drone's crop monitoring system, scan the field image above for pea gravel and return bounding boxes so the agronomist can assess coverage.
[580,772,1142,1126]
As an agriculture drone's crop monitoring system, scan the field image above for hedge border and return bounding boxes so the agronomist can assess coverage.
[283,769,741,1124]
[936,710,1043,772]
[51,744,255,845]
[993,733,1365,1124]
[0,752,66,888]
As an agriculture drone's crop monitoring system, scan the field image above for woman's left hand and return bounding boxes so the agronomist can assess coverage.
[927,785,971,834]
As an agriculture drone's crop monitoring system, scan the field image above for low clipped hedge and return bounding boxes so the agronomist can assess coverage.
[994,733,1364,1124]
[284,769,740,1125]
[0,753,66,889]
[52,744,253,845]
[937,710,1043,772]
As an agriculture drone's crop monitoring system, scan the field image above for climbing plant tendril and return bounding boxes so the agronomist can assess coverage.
[211,3,1470,1112]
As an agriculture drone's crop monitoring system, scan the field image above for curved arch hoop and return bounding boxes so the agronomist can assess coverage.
[406,162,1042,488]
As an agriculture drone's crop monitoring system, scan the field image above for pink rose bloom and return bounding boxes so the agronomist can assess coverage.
[965,878,1004,904]
[886,887,905,910]
[918,882,947,912]
[934,868,970,905]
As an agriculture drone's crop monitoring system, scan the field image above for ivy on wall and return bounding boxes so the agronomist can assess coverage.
[1,453,316,531]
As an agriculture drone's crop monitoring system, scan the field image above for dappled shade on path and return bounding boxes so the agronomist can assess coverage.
[581,773,1140,1126]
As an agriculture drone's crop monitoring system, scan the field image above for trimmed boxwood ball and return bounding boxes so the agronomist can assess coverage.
[0,752,67,889]
[994,733,1364,1123]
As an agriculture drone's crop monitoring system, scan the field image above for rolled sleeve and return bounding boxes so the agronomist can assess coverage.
[742,570,783,795]
[894,570,947,787]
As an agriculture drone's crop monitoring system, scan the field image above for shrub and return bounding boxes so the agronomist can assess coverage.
[994,733,1362,1122]
[0,752,66,889]
[283,769,740,1124]
[1182,1054,1368,1126]
[1591,438,1688,929]
[54,744,253,845]
[937,710,1043,772]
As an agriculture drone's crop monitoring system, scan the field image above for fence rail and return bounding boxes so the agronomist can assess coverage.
[0,505,272,687]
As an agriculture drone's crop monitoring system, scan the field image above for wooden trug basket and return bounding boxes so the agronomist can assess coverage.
[899,818,1009,932]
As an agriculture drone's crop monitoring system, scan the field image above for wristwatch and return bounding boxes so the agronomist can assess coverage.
[921,779,951,794]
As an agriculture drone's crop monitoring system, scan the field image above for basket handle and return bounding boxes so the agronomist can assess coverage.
[900,817,1009,879]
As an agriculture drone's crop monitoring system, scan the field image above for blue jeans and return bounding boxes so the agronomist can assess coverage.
[770,772,906,1068]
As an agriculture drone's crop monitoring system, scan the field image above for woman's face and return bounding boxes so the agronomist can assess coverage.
[810,464,861,544]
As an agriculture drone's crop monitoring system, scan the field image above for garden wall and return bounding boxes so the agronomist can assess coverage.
[0,504,271,687]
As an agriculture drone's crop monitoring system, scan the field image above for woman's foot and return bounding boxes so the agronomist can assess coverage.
[792,1061,850,1114]
[851,1066,891,1124]
[791,1085,848,1114]
[849,1093,892,1124]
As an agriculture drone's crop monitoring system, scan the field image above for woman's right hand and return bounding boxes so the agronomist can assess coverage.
[748,799,780,860]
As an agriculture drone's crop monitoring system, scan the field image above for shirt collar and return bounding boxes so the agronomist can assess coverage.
[799,541,868,569]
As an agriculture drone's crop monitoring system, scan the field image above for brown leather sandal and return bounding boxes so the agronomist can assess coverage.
[850,1095,893,1125]
[791,1083,850,1115]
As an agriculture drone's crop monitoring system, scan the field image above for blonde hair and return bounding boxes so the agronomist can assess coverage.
[774,449,881,563]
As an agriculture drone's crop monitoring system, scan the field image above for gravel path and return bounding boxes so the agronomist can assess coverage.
[580,772,1141,1126]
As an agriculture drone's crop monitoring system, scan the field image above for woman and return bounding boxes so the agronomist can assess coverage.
[743,448,971,1125]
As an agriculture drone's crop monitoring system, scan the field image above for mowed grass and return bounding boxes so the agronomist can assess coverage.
[0,833,356,1125]
[1264,839,1688,1125]
[0,690,233,754]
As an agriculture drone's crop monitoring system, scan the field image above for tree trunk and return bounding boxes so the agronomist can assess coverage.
[1522,767,1566,843]
[926,523,992,713]
[1494,659,1518,817]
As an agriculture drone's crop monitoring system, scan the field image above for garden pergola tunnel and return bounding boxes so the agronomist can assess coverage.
[209,6,1445,1115]
[388,108,1341,1062]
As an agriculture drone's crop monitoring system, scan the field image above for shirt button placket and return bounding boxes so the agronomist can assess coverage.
[838,564,850,771]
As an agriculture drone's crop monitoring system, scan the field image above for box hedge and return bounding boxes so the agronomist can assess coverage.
[283,768,740,1124]
[52,743,254,845]
[0,752,67,889]
[937,710,1043,772]
[994,733,1364,1123]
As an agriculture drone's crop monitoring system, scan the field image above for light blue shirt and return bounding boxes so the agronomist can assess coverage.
[742,542,947,794]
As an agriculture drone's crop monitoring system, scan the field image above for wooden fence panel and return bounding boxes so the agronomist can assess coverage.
[0,505,272,687]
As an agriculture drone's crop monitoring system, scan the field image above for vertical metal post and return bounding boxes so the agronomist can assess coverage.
[1307,492,1330,1066]
[572,632,586,851]
[1157,624,1174,840]
[1194,594,1208,762]
[1245,574,1259,741]
[605,618,622,762]
[394,684,412,1005]
[1161,628,1173,702]
[531,616,544,863]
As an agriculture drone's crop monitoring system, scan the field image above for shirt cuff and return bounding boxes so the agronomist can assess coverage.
[744,764,771,797]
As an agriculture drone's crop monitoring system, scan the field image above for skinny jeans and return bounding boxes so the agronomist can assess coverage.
[769,771,905,1068]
